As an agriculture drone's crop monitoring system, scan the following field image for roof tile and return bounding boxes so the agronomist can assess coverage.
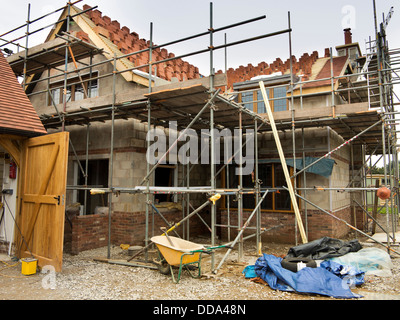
[0,51,46,136]
[81,4,201,81]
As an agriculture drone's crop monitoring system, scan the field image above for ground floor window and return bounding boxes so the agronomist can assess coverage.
[224,163,296,212]
[77,159,109,215]
[154,165,176,203]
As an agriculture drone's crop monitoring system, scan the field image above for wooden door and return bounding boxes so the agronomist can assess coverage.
[17,132,69,272]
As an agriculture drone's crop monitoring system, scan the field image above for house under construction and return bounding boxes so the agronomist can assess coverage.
[0,1,399,272]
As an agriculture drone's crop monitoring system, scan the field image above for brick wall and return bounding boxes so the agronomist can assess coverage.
[64,208,210,254]
[219,206,364,244]
[65,214,109,255]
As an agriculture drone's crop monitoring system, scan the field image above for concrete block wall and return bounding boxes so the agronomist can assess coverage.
[216,125,358,244]
[61,117,216,253]
[255,127,342,212]
[328,128,356,214]
[29,52,141,117]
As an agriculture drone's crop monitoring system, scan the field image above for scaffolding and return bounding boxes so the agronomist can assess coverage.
[1,0,400,271]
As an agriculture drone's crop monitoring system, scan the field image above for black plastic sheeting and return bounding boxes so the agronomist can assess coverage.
[285,237,362,260]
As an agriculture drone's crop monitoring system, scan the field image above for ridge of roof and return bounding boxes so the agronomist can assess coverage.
[225,52,350,91]
[222,50,320,89]
[0,51,47,137]
[76,4,201,83]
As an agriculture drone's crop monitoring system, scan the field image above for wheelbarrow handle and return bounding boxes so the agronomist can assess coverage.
[205,245,234,250]
[199,245,235,255]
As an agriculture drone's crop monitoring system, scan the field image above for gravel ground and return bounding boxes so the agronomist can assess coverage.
[1,236,400,301]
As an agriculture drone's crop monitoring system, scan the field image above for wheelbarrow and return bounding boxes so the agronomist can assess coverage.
[151,235,229,283]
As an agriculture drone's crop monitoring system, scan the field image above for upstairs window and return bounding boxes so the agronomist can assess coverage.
[49,72,98,105]
[238,84,288,113]
[241,91,254,112]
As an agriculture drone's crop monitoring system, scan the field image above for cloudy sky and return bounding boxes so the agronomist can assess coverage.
[0,1,398,167]
[0,0,398,75]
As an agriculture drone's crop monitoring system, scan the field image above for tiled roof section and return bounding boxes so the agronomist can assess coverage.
[303,55,349,88]
[221,51,320,90]
[0,52,47,136]
[81,5,200,82]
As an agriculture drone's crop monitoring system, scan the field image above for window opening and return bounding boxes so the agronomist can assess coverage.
[226,163,295,212]
[154,165,175,203]
[49,72,98,105]
[77,159,109,215]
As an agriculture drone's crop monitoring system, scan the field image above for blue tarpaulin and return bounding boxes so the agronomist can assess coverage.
[320,260,365,287]
[259,157,335,178]
[253,254,362,299]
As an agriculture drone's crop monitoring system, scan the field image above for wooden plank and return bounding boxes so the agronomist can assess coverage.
[259,81,308,244]
[271,102,370,122]
[23,194,59,205]
[7,37,99,75]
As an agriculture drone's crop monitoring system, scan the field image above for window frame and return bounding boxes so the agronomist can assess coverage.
[73,158,109,215]
[238,84,289,113]
[48,72,99,106]
[221,163,300,213]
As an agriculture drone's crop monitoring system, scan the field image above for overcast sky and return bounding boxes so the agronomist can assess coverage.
[0,0,398,75]
[0,1,398,167]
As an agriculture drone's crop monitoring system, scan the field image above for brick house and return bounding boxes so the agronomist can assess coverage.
[5,4,381,253]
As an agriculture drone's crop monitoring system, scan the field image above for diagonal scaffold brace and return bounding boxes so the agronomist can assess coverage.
[213,190,269,274]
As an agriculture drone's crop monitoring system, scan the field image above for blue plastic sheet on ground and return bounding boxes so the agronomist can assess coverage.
[253,254,362,299]
[242,265,257,279]
[320,260,365,287]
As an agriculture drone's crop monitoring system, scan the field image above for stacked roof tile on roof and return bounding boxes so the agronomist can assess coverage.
[80,4,201,82]
[71,5,349,92]
[0,51,47,137]
[220,51,321,89]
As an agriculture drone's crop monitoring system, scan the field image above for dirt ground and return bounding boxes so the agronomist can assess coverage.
[1,235,400,303]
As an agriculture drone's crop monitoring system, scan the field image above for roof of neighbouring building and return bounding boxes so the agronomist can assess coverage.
[0,51,47,137]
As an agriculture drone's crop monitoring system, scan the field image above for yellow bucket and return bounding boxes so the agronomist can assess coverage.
[21,258,37,276]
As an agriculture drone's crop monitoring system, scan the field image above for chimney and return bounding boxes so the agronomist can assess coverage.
[344,28,352,44]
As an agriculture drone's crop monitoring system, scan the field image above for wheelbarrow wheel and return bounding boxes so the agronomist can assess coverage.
[158,259,171,275]
[155,251,170,275]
